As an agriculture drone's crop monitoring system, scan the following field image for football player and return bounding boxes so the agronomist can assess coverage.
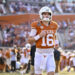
[30,44,36,75]
[28,6,58,75]
[20,43,31,75]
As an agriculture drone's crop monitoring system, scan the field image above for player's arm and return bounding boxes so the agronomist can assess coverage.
[28,28,36,44]
[28,29,46,44]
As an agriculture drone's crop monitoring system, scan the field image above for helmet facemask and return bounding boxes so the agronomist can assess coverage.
[42,12,52,22]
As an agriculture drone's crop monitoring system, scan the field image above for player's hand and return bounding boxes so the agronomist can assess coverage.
[39,30,46,37]
[28,36,35,44]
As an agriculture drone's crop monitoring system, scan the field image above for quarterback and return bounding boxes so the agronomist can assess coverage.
[28,6,58,75]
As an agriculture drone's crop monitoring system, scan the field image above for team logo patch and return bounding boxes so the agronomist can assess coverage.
[40,26,44,29]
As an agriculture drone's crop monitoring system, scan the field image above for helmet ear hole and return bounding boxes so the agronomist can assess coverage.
[49,13,51,16]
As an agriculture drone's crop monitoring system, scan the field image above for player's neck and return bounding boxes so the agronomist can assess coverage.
[42,21,50,26]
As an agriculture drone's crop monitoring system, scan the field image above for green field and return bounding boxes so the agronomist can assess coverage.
[0,71,75,75]
[0,68,75,75]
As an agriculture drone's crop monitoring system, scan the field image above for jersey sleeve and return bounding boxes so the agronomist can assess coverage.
[55,22,58,30]
[31,22,37,29]
[52,21,58,30]
[30,21,38,36]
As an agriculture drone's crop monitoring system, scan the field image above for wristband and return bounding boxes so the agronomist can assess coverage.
[34,35,40,41]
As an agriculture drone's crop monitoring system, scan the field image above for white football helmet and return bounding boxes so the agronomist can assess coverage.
[39,6,52,22]
[25,43,31,50]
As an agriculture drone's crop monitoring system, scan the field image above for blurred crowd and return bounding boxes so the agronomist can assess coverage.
[57,19,75,49]
[0,22,31,47]
[0,0,75,15]
[0,0,58,15]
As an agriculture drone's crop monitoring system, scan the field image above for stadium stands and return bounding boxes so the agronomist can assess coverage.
[0,0,74,15]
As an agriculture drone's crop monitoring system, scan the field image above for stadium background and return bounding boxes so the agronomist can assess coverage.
[0,0,75,75]
[0,0,75,50]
